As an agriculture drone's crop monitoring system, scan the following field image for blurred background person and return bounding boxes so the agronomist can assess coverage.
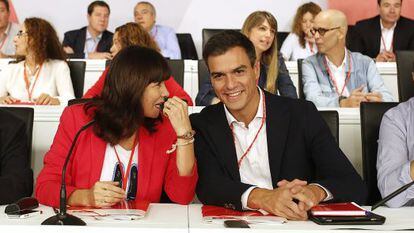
[0,17,74,105]
[83,22,193,105]
[281,2,322,61]
[0,0,19,58]
[196,11,297,106]
[134,1,181,59]
[63,1,113,59]
[36,46,197,207]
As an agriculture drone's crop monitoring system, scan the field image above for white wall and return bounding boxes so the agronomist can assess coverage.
[12,0,327,57]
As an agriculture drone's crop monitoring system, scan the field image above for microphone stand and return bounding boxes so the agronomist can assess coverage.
[42,120,95,225]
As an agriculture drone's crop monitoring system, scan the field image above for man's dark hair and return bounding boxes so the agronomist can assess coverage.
[202,30,256,69]
[377,0,402,5]
[0,0,9,12]
[87,1,110,15]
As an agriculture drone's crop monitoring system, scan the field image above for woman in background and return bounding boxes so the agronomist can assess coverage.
[280,2,322,61]
[196,11,297,106]
[83,22,193,105]
[0,17,74,105]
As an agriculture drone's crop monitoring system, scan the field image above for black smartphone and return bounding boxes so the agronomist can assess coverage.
[224,220,250,228]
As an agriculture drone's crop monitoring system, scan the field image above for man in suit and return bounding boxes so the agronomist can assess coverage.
[63,1,113,59]
[190,30,366,220]
[0,109,33,204]
[351,0,414,62]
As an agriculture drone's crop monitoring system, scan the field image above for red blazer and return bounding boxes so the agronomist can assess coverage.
[35,104,197,207]
[83,68,194,106]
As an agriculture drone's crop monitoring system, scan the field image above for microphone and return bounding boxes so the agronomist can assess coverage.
[371,180,414,211]
[42,120,95,225]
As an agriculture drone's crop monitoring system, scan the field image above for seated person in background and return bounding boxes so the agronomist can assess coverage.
[0,109,33,204]
[83,22,193,105]
[377,96,414,207]
[280,2,321,61]
[0,17,75,105]
[0,0,19,58]
[63,1,113,59]
[36,46,197,207]
[134,1,181,59]
[196,11,297,106]
[302,10,394,108]
[350,0,414,62]
[191,30,366,221]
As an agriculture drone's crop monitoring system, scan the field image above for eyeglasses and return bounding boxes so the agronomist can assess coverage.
[310,27,340,37]
[16,30,28,37]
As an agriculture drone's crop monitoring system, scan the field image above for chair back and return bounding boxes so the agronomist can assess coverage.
[202,28,239,51]
[176,33,198,60]
[1,107,34,163]
[167,59,185,87]
[396,51,414,102]
[68,61,86,99]
[360,102,399,205]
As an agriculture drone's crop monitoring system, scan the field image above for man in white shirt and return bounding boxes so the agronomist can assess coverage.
[302,10,394,107]
[351,0,414,62]
[0,0,18,58]
[191,30,366,220]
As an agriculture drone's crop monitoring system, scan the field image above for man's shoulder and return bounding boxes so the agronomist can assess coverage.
[349,51,374,65]
[64,27,87,37]
[384,97,414,121]
[156,24,176,34]
[397,16,414,27]
[102,30,114,37]
[355,15,379,28]
[190,103,223,125]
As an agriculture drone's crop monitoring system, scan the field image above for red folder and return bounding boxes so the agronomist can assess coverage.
[310,202,367,216]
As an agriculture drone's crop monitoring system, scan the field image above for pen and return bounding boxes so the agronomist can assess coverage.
[371,180,414,211]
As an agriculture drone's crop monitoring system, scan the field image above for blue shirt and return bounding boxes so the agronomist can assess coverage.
[377,97,414,207]
[151,24,181,59]
[302,50,394,107]
[84,29,102,59]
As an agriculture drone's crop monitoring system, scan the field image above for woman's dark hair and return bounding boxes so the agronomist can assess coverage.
[19,17,66,64]
[86,46,170,145]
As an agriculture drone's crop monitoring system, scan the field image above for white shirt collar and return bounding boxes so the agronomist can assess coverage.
[224,87,264,128]
[380,19,397,31]
[326,49,348,70]
[86,29,102,41]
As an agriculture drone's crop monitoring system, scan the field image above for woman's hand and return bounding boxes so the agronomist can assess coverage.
[68,181,126,207]
[0,95,20,104]
[162,96,192,136]
[34,93,60,105]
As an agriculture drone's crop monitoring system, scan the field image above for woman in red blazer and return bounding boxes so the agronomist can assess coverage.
[36,46,197,207]
[83,22,193,106]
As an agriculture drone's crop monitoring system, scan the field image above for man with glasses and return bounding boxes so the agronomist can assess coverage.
[134,1,181,59]
[350,0,414,62]
[62,1,113,59]
[302,10,394,108]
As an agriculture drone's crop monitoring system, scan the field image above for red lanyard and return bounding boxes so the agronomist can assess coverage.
[322,52,352,97]
[113,134,138,190]
[381,33,394,52]
[230,91,266,168]
[23,63,43,101]
[308,41,315,54]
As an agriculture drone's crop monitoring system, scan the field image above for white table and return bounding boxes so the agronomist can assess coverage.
[188,204,414,233]
[0,203,188,232]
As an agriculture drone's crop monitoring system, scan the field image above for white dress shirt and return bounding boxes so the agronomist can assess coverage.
[0,59,75,104]
[84,29,102,58]
[380,19,396,53]
[280,33,317,61]
[325,50,350,97]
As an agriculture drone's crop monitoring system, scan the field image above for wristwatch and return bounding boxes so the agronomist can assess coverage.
[177,129,195,140]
